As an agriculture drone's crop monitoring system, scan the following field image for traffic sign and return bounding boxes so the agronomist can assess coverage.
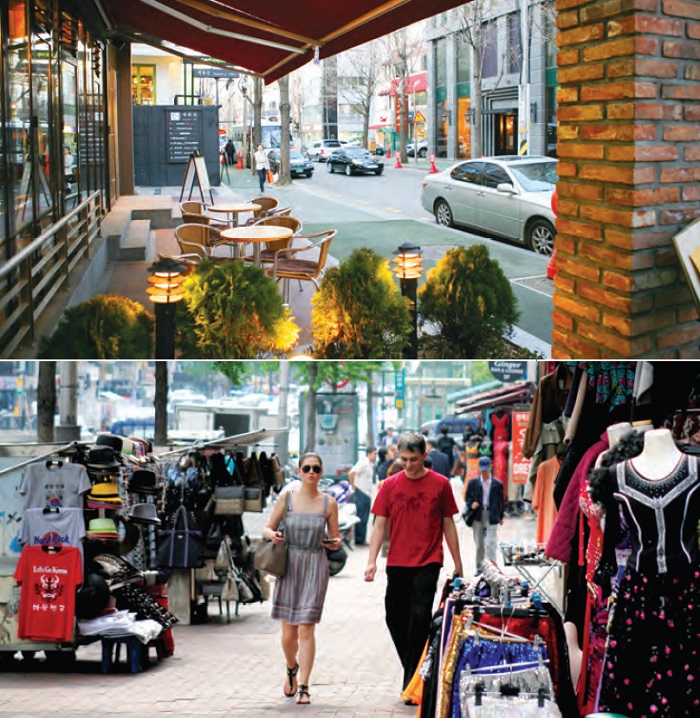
[413,110,426,123]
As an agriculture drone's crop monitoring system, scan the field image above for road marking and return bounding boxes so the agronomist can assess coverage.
[512,274,550,282]
[511,275,554,298]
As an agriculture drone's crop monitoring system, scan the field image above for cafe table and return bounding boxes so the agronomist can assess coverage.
[207,202,261,229]
[219,225,293,267]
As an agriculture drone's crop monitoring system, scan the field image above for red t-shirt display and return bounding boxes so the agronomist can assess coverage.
[372,469,459,568]
[14,545,83,642]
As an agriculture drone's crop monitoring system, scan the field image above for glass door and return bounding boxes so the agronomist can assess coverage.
[494,112,517,155]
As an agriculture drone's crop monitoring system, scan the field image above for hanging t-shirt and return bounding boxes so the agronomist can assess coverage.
[371,469,459,568]
[20,508,86,559]
[14,545,83,642]
[20,462,91,509]
[532,455,560,544]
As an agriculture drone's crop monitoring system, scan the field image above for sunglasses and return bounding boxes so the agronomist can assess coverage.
[301,465,322,474]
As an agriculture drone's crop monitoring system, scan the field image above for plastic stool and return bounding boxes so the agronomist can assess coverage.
[101,636,142,673]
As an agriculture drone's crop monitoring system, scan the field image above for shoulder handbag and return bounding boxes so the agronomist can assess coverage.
[253,493,288,577]
[156,505,205,569]
[213,485,245,516]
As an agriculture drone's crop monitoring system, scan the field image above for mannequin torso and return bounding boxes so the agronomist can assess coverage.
[607,422,632,451]
[629,428,683,481]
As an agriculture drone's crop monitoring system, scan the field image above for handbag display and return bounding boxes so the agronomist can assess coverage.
[244,486,263,513]
[213,485,245,516]
[156,505,205,569]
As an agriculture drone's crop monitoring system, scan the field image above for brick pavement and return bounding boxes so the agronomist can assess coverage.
[0,507,541,718]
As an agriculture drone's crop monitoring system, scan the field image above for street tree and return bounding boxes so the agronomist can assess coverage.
[154,361,168,447]
[252,76,264,176]
[277,73,292,187]
[384,29,424,163]
[37,361,57,442]
[339,40,381,149]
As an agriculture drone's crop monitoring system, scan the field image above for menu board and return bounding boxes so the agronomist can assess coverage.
[167,110,202,163]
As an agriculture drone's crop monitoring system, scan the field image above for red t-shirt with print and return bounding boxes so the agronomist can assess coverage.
[372,469,459,568]
[14,545,83,642]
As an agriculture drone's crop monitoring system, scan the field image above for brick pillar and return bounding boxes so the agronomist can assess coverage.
[552,0,700,358]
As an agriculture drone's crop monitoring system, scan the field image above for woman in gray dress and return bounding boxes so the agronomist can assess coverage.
[263,452,341,705]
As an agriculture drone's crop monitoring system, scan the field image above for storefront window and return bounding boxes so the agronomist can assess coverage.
[61,12,78,208]
[7,0,31,242]
[31,0,55,223]
[457,36,471,85]
[545,15,557,68]
[546,85,557,157]
[436,98,448,158]
[482,23,498,79]
[132,64,156,105]
[507,13,522,75]
[457,97,471,159]
[435,38,447,89]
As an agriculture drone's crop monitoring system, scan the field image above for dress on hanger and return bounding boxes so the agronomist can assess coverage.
[597,454,700,717]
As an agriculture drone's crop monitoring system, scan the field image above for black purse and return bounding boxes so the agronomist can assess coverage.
[156,505,205,569]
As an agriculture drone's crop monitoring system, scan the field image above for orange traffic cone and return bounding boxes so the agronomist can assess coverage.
[394,153,402,169]
[428,154,439,173]
[235,151,243,169]
[547,248,559,279]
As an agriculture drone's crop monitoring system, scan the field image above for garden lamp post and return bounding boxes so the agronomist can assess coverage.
[147,257,187,359]
[392,242,423,359]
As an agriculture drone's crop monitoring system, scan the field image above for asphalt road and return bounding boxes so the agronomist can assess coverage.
[222,163,554,352]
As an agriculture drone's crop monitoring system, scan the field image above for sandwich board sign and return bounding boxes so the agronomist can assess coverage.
[180,150,214,204]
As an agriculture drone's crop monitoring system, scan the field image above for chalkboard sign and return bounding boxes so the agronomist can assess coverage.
[167,110,202,163]
[180,152,214,204]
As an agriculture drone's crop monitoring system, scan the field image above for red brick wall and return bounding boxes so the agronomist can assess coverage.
[552,0,700,358]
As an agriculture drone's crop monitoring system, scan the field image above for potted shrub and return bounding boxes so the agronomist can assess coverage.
[38,294,154,358]
[310,248,413,358]
[418,245,520,358]
[176,259,299,358]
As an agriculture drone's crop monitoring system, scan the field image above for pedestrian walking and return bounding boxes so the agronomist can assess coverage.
[224,138,236,165]
[254,143,270,193]
[364,432,463,696]
[380,426,398,447]
[425,437,451,477]
[376,445,397,483]
[348,446,376,545]
[263,452,342,705]
[436,424,457,466]
[463,456,505,575]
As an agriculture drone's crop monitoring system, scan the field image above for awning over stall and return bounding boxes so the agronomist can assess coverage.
[455,381,533,414]
[97,0,469,82]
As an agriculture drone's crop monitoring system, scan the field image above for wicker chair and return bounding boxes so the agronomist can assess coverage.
[180,201,206,215]
[269,230,336,303]
[181,211,228,231]
[244,196,280,224]
[244,215,303,264]
[175,223,233,260]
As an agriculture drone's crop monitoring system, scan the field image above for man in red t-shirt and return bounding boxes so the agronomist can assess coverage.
[365,432,463,695]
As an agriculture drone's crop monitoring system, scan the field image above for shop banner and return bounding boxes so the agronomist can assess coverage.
[511,410,531,484]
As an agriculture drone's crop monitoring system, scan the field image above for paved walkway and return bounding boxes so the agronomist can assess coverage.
[0,506,544,718]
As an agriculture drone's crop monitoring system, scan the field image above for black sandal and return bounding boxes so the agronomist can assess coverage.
[296,684,311,705]
[284,662,299,697]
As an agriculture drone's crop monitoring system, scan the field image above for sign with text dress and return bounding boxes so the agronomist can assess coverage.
[511,410,531,484]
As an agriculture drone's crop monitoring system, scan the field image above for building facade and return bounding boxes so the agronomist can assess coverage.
[425,1,557,159]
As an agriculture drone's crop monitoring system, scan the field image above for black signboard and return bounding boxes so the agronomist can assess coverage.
[167,110,202,163]
[488,361,528,383]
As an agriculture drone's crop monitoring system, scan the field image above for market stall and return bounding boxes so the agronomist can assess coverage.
[0,427,288,670]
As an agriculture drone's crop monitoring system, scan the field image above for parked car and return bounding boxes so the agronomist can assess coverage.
[307,139,342,162]
[266,148,314,178]
[406,140,428,158]
[327,148,384,176]
[420,155,558,255]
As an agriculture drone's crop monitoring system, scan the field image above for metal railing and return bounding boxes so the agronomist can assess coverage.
[0,191,104,358]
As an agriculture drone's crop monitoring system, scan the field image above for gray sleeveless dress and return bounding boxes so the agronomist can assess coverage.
[271,491,330,624]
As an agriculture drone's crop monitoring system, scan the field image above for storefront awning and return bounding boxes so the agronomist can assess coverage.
[379,71,428,96]
[455,381,533,414]
[98,0,469,83]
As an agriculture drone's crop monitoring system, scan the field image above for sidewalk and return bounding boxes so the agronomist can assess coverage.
[0,511,544,718]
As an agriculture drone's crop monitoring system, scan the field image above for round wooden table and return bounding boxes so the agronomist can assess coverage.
[219,225,293,267]
[207,203,261,228]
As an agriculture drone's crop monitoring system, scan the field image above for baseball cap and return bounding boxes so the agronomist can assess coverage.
[478,456,492,470]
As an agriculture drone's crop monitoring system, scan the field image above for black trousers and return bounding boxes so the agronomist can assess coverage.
[385,562,441,690]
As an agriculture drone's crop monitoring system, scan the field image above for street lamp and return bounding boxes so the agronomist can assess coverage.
[392,242,423,359]
[147,257,188,359]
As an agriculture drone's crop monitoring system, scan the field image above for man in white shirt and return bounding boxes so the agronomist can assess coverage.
[348,446,377,545]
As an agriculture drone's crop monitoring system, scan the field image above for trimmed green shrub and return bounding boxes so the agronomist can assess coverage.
[176,259,299,358]
[38,294,154,358]
[418,245,520,358]
[311,248,413,358]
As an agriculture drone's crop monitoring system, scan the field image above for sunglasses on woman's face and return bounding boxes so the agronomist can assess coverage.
[301,465,322,474]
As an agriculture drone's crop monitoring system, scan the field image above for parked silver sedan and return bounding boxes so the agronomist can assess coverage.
[420,156,558,255]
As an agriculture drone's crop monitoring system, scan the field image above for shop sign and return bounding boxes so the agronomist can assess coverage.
[489,360,527,383]
[511,410,531,484]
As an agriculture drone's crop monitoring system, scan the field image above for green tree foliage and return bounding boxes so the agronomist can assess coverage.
[38,294,153,358]
[418,245,520,358]
[213,361,280,387]
[311,248,413,358]
[176,260,300,359]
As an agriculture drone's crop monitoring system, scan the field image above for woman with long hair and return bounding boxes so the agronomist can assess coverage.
[262,452,341,705]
